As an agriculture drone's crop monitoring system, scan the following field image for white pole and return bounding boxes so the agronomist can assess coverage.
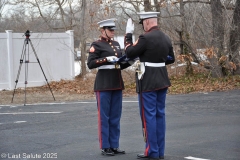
[66,30,75,78]
[6,30,14,90]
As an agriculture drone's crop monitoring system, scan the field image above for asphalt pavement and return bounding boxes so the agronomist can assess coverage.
[0,90,240,160]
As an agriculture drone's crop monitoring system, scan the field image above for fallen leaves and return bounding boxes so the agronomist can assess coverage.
[38,68,240,96]
[0,70,240,104]
[168,73,240,94]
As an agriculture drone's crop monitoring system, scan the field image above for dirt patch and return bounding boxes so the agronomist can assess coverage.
[0,70,136,105]
[0,89,95,105]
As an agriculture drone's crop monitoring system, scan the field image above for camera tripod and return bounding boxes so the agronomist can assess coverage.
[11,30,55,105]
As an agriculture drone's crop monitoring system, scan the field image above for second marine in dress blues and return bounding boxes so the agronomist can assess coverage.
[124,12,175,160]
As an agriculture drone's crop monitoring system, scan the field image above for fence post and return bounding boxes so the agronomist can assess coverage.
[66,30,75,78]
[6,30,14,90]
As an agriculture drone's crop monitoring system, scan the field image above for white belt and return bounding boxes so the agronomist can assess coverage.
[144,62,165,67]
[98,64,120,69]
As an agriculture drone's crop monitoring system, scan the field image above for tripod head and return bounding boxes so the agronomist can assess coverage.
[24,30,31,39]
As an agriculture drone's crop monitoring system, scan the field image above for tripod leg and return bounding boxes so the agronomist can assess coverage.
[12,39,27,103]
[29,39,56,101]
[24,40,30,106]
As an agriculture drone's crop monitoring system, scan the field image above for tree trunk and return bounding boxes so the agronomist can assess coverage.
[79,0,87,77]
[143,0,151,11]
[153,0,160,12]
[153,0,161,25]
[230,0,240,75]
[179,0,193,75]
[210,0,224,77]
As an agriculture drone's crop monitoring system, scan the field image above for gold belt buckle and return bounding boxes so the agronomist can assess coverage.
[115,64,120,69]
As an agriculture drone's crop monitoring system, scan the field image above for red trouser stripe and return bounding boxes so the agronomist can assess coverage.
[141,95,149,156]
[145,145,150,156]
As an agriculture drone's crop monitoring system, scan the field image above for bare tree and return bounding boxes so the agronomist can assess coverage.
[0,0,7,19]
[79,0,87,77]
[209,0,224,77]
[1,0,239,78]
[167,0,236,77]
[230,0,240,75]
[2,0,108,77]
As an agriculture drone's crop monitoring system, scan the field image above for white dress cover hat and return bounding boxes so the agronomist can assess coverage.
[137,12,160,24]
[97,18,117,29]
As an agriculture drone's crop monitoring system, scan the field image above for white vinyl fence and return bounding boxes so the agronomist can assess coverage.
[0,30,75,91]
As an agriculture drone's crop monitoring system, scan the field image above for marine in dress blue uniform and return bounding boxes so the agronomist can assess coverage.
[87,18,131,156]
[124,12,175,159]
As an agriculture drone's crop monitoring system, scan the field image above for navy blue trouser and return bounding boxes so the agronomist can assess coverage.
[138,88,168,158]
[95,90,122,149]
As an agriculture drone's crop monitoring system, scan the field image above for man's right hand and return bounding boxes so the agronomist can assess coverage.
[106,56,118,63]
[128,57,139,65]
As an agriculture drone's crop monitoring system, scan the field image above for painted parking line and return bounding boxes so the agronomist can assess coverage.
[0,111,62,115]
[14,121,27,123]
[0,121,27,125]
[10,106,18,108]
[185,156,210,160]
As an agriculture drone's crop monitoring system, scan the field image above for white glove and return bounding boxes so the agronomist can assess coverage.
[126,18,134,34]
[106,56,118,63]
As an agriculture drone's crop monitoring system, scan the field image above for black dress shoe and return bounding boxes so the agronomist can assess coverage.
[101,148,114,156]
[111,148,125,154]
[137,153,148,158]
[137,153,160,159]
[159,156,164,159]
